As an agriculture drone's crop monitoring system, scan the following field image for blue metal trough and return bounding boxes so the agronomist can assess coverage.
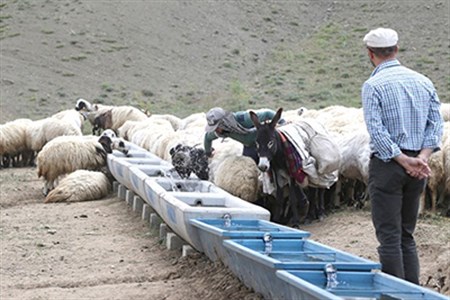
[221,238,381,300]
[189,218,310,262]
[276,270,449,300]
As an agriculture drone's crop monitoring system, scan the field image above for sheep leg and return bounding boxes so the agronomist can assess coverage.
[43,180,54,196]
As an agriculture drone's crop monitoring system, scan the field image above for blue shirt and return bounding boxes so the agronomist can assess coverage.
[362,59,444,161]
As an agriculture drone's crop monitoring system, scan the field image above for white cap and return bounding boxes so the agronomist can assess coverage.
[363,28,398,48]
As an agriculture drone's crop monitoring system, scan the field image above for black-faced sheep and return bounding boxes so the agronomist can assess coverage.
[36,135,123,195]
[74,98,112,112]
[169,144,209,180]
[44,170,112,203]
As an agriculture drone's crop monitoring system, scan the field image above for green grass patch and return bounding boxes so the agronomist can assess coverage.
[70,55,87,61]
[41,29,54,34]
[248,21,373,109]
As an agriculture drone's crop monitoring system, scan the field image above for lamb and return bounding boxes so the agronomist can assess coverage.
[213,155,260,203]
[36,135,120,195]
[0,118,33,167]
[44,170,112,203]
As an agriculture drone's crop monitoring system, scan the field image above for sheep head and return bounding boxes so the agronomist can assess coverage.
[169,144,209,180]
[98,135,113,154]
[170,144,192,179]
[75,98,92,111]
[92,110,112,135]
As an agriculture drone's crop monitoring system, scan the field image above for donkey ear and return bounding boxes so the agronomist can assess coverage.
[270,108,283,128]
[249,111,261,129]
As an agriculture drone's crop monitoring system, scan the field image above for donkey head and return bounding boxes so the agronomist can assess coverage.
[249,107,283,172]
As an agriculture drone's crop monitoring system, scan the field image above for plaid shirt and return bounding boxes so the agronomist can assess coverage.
[362,59,444,161]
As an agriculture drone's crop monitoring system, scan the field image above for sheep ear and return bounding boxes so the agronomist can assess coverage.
[249,111,261,129]
[169,147,175,155]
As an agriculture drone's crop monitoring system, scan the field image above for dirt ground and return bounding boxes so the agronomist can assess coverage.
[1,166,449,300]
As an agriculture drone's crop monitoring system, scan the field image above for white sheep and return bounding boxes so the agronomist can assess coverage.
[90,105,148,135]
[440,102,450,122]
[213,155,261,203]
[75,98,148,134]
[207,138,243,182]
[36,135,120,195]
[179,112,207,130]
[44,170,111,203]
[0,118,33,167]
[420,121,450,214]
[51,109,85,131]
[25,117,82,153]
[149,114,182,131]
[129,119,175,155]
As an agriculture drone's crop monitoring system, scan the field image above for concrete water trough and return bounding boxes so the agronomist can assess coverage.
[107,155,171,190]
[276,270,449,300]
[221,238,381,300]
[189,218,311,262]
[145,178,271,253]
[128,165,177,199]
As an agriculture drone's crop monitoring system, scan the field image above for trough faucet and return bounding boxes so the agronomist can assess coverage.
[324,263,338,289]
[222,213,231,228]
[263,232,273,255]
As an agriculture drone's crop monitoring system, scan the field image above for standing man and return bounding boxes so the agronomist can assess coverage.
[361,27,444,284]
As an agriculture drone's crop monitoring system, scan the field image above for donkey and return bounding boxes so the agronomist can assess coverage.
[250,108,309,227]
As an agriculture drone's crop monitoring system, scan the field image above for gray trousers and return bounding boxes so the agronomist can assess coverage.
[368,155,425,284]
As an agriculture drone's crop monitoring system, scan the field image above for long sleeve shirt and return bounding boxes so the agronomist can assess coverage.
[362,59,444,161]
[203,109,277,155]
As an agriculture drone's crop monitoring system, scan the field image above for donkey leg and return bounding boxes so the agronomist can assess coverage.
[288,180,309,228]
[318,188,326,221]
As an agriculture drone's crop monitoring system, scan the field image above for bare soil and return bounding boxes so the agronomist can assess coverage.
[1,167,449,299]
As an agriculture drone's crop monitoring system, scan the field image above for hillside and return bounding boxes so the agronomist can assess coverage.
[1,0,449,122]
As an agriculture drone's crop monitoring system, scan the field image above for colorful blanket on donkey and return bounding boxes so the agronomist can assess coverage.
[279,131,307,185]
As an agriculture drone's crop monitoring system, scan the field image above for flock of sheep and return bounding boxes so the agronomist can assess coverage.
[1,98,449,218]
